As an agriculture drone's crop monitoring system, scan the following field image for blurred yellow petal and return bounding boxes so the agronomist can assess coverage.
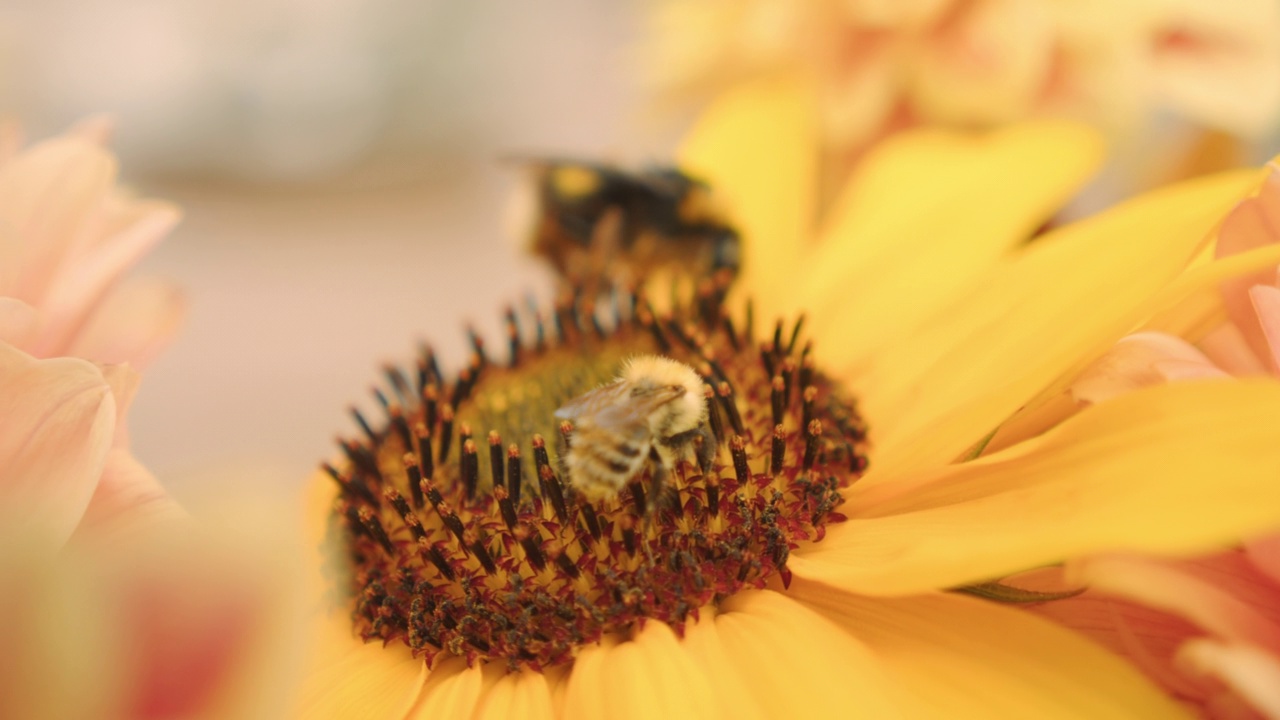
[562,640,614,720]
[677,76,818,317]
[791,579,1191,719]
[406,659,483,719]
[601,621,718,720]
[715,589,900,717]
[859,167,1260,474]
[679,611,766,720]
[791,380,1280,595]
[801,121,1103,369]
[474,669,554,720]
[296,610,425,720]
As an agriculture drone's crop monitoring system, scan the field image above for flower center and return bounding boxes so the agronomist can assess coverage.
[323,283,868,670]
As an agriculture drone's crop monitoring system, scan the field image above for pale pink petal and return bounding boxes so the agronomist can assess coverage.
[1149,1,1280,136]
[98,363,139,449]
[0,138,115,303]
[1072,331,1218,404]
[64,277,186,369]
[67,114,116,146]
[1076,553,1280,654]
[70,449,185,543]
[0,341,114,545]
[0,118,21,164]
[1200,323,1269,375]
[1151,358,1232,382]
[1178,640,1280,719]
[1216,164,1280,364]
[0,297,39,350]
[1250,283,1280,372]
[39,198,181,356]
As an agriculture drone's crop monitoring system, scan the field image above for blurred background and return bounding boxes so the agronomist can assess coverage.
[5,0,1280,503]
[0,0,669,499]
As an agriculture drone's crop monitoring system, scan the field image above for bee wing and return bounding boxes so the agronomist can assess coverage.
[554,381,626,422]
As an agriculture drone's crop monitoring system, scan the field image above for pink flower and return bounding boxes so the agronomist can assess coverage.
[0,118,184,367]
[1026,162,1280,718]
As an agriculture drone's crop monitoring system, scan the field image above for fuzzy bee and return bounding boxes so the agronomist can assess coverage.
[554,355,715,508]
[516,160,740,292]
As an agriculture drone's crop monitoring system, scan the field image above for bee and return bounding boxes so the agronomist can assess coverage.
[516,160,740,292]
[554,355,715,508]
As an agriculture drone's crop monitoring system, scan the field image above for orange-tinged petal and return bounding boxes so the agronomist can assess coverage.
[296,609,425,720]
[859,167,1260,474]
[1144,240,1280,347]
[791,579,1191,719]
[600,620,718,720]
[0,341,114,545]
[714,589,900,717]
[677,76,818,318]
[473,670,554,720]
[802,122,1103,370]
[405,658,483,720]
[679,610,766,720]
[791,380,1280,595]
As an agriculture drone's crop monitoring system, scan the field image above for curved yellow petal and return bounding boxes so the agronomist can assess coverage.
[296,609,425,720]
[473,669,554,720]
[858,167,1261,475]
[802,122,1104,370]
[677,76,818,319]
[679,610,766,720]
[405,658,482,719]
[562,640,614,720]
[789,580,1191,719]
[715,589,900,717]
[790,380,1280,596]
[600,621,718,720]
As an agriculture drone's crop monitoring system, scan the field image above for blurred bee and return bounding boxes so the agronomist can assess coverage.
[515,160,740,292]
[554,355,715,509]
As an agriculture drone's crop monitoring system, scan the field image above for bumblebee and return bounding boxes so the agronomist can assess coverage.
[554,355,714,511]
[518,160,740,292]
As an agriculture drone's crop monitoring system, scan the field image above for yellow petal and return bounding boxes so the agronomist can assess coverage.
[802,122,1103,370]
[677,76,818,318]
[405,658,483,719]
[473,670,554,720]
[790,580,1192,719]
[600,621,718,720]
[714,589,900,717]
[790,380,1280,595]
[679,610,766,720]
[294,610,425,720]
[562,640,615,720]
[859,167,1261,474]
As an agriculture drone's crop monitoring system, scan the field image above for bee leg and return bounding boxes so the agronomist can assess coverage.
[694,423,716,473]
[645,452,668,519]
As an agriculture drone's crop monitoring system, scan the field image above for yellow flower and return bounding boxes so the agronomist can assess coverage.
[645,0,1280,153]
[297,80,1280,718]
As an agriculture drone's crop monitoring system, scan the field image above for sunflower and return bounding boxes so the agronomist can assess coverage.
[296,79,1280,718]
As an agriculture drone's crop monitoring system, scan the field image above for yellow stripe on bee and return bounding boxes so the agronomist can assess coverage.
[551,165,602,199]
